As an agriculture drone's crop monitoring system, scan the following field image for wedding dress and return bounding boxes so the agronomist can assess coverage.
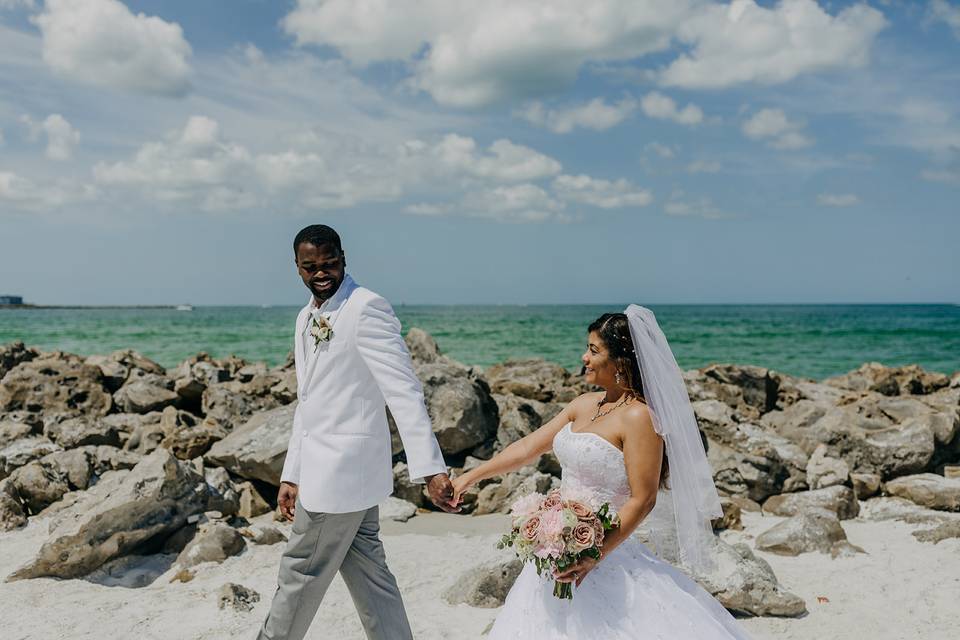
[488,423,752,640]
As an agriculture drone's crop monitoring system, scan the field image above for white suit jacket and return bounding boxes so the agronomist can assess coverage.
[280,274,447,513]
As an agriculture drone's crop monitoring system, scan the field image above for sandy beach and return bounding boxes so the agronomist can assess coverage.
[2,507,957,640]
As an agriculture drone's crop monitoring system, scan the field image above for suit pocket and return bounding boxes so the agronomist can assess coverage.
[328,398,367,435]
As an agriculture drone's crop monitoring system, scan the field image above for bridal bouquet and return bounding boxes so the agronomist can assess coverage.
[498,489,619,600]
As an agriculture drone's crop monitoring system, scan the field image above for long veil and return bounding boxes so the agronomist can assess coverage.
[625,304,722,573]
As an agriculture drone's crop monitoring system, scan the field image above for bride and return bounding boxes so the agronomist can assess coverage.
[452,306,752,639]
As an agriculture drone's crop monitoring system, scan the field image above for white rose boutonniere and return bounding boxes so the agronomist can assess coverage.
[310,313,334,351]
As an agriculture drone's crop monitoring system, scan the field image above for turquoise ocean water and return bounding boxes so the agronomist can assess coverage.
[1,304,958,380]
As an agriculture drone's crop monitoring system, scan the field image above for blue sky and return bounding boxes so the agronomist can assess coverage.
[0,0,958,305]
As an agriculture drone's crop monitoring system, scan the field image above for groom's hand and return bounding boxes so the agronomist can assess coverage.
[426,473,461,513]
[278,481,299,521]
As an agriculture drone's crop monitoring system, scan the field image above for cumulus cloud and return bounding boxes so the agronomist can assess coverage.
[518,97,637,134]
[660,0,887,89]
[686,159,721,174]
[930,0,960,39]
[0,171,95,211]
[32,0,192,96]
[645,142,677,159]
[640,91,703,125]
[21,113,80,160]
[664,191,728,219]
[552,174,652,208]
[742,108,813,149]
[429,135,562,181]
[282,0,691,107]
[817,193,860,207]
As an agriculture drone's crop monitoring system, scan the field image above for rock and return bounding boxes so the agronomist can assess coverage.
[727,495,762,513]
[851,472,881,499]
[0,420,34,447]
[760,399,831,443]
[755,508,856,556]
[379,496,418,522]
[825,363,950,396]
[805,444,850,489]
[945,466,960,480]
[712,497,743,531]
[237,362,268,383]
[175,522,246,569]
[0,478,26,531]
[492,394,562,451]
[707,423,809,502]
[405,328,442,364]
[0,353,112,418]
[884,473,960,511]
[443,558,523,608]
[201,385,256,430]
[269,371,298,405]
[858,496,953,526]
[872,395,959,446]
[700,364,779,413]
[85,350,166,392]
[484,359,586,403]
[8,460,70,513]
[218,583,260,612]
[392,462,428,508]
[7,448,211,580]
[762,486,860,520]
[114,380,178,414]
[40,448,94,489]
[241,525,287,546]
[415,361,499,456]
[474,467,554,515]
[43,416,122,449]
[161,421,226,460]
[204,467,241,517]
[237,481,272,519]
[696,538,807,617]
[913,521,960,544]
[206,403,295,486]
[0,436,60,479]
[0,341,39,380]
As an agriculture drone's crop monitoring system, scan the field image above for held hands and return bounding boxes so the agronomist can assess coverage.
[554,555,600,588]
[451,474,475,508]
[426,473,461,513]
[278,481,299,521]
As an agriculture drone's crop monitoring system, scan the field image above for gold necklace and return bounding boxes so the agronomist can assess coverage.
[591,394,629,422]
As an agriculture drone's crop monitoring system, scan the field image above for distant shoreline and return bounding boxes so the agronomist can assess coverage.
[0,305,182,310]
[1,302,956,309]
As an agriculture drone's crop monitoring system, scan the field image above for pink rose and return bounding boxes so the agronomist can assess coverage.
[593,519,605,546]
[521,515,542,542]
[542,490,563,511]
[534,540,565,560]
[571,522,596,551]
[568,500,593,521]
[539,508,566,540]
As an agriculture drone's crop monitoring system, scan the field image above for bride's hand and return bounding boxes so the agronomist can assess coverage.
[554,555,599,587]
[451,474,473,507]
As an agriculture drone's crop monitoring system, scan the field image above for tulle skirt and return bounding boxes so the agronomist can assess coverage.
[488,538,752,640]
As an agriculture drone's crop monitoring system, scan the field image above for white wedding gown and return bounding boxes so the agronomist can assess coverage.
[488,423,752,640]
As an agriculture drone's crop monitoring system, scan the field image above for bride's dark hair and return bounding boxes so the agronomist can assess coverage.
[588,312,669,489]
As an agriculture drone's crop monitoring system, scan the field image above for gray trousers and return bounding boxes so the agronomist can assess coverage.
[257,499,413,640]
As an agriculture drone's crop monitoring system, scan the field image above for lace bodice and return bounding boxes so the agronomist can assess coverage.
[553,423,631,512]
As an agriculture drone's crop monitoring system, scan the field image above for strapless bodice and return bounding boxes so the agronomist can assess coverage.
[552,423,631,512]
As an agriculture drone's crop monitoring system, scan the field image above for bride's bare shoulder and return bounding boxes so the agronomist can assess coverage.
[566,391,604,420]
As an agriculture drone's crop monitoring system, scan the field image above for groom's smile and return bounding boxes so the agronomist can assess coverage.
[295,241,346,303]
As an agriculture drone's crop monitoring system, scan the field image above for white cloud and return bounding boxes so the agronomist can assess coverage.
[0,0,35,9]
[665,191,728,219]
[661,0,887,89]
[921,168,960,185]
[686,159,721,174]
[518,97,637,134]
[552,174,652,208]
[640,91,703,126]
[817,193,860,207]
[429,134,562,182]
[32,0,192,96]
[742,108,813,149]
[0,171,95,211]
[930,0,960,39]
[21,113,80,160]
[645,142,676,159]
[282,0,692,107]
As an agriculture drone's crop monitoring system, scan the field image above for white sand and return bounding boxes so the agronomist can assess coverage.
[1,509,958,640]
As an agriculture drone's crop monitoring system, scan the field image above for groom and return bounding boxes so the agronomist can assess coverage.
[258,224,458,640]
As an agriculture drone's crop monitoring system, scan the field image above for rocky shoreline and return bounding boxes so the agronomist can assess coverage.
[1,332,959,623]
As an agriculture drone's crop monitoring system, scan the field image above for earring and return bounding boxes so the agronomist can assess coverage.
[615,371,622,385]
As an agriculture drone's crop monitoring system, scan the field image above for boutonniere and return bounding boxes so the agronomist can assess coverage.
[310,313,334,351]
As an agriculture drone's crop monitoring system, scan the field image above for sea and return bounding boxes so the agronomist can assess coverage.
[1,304,958,381]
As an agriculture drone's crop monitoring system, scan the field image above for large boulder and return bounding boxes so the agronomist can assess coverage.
[113,379,178,414]
[404,328,442,364]
[7,448,211,580]
[160,421,226,460]
[492,393,562,451]
[174,522,246,570]
[206,403,296,486]
[695,538,807,617]
[0,420,34,447]
[85,349,166,392]
[43,416,123,449]
[755,509,860,556]
[414,361,499,456]
[762,485,860,520]
[8,460,70,513]
[0,478,27,530]
[0,353,112,418]
[706,423,809,501]
[884,473,960,511]
[392,462,428,508]
[443,558,523,608]
[484,359,585,403]
[201,385,259,431]
[474,466,555,515]
[825,363,950,396]
[0,341,39,380]
[805,444,850,489]
[700,364,780,414]
[0,436,60,479]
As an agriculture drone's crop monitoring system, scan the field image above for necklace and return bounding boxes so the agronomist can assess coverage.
[591,394,629,422]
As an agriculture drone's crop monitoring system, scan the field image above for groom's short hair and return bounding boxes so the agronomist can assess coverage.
[294,224,343,256]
